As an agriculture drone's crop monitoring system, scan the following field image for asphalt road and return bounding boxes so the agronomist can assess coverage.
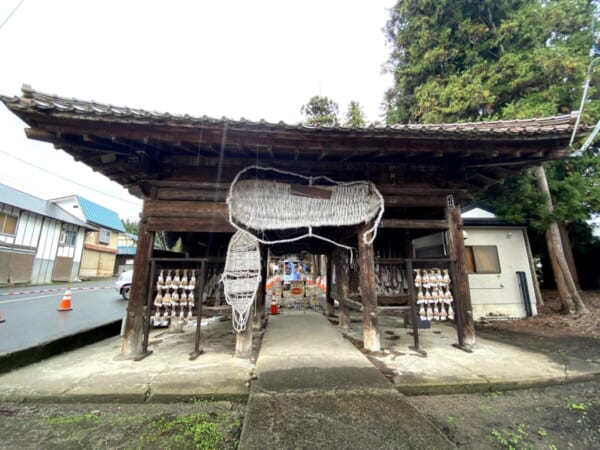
[0,278,127,356]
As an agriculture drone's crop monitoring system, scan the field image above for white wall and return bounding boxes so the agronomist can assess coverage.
[464,227,537,319]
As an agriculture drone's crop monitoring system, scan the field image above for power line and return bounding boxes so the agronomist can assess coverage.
[0,149,142,206]
[0,0,25,32]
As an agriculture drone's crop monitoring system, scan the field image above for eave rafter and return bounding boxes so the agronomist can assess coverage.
[1,86,582,198]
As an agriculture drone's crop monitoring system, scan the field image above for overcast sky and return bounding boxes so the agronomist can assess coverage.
[0,0,396,221]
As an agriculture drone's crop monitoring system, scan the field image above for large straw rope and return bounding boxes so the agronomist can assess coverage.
[226,166,385,252]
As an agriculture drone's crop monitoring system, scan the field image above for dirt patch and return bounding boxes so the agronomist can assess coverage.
[409,381,600,450]
[0,401,244,449]
[478,290,600,339]
[338,290,600,448]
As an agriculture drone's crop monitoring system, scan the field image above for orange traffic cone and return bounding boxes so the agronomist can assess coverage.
[269,292,279,315]
[57,286,73,311]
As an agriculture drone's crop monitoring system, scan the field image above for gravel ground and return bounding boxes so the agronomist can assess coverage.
[0,382,597,449]
[0,290,597,449]
[0,401,245,450]
[410,380,600,449]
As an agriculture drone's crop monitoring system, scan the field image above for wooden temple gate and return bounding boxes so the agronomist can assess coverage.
[1,86,581,359]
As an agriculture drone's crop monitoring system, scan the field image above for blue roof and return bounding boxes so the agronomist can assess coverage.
[76,196,126,232]
[117,246,137,255]
[0,183,94,229]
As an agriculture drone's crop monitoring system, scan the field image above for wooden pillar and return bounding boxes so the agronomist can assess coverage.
[334,247,351,329]
[358,224,380,351]
[120,219,155,359]
[253,260,267,330]
[236,307,254,358]
[445,204,475,347]
[325,254,335,316]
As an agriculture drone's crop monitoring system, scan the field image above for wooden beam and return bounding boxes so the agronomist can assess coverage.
[333,248,351,329]
[384,196,449,208]
[120,222,155,359]
[376,306,411,316]
[326,255,335,317]
[145,217,234,233]
[446,205,475,347]
[235,308,254,358]
[379,219,449,230]
[143,200,228,219]
[358,223,380,351]
[156,188,227,202]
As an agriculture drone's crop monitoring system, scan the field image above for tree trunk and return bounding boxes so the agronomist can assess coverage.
[532,165,588,315]
[559,223,580,289]
[545,229,573,314]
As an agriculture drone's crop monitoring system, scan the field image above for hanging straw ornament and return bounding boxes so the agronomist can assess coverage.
[422,270,430,286]
[414,269,422,286]
[181,269,188,287]
[417,287,425,304]
[442,268,450,286]
[157,270,164,286]
[440,302,448,321]
[221,230,262,332]
[187,291,195,320]
[419,302,426,320]
[152,289,162,325]
[165,270,172,287]
[447,302,455,321]
[173,269,181,287]
[189,270,196,288]
[426,302,433,321]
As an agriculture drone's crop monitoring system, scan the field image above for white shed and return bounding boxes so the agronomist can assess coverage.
[413,205,538,320]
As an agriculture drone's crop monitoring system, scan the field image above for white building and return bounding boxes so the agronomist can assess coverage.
[0,184,93,284]
[413,205,538,320]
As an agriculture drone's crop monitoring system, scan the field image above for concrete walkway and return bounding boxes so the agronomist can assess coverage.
[0,305,598,448]
[239,311,454,449]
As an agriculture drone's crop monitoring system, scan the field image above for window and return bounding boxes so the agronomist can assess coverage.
[0,212,18,235]
[98,228,111,244]
[465,245,501,274]
[60,229,77,246]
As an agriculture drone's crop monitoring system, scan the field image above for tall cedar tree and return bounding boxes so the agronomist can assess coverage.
[384,0,599,313]
[301,95,340,126]
[344,101,367,127]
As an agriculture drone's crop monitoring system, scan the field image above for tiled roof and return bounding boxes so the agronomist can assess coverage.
[76,196,126,232]
[0,183,94,229]
[0,85,584,139]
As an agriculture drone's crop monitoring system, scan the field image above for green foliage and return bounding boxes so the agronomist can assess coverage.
[490,424,533,450]
[568,401,591,410]
[45,413,100,426]
[301,95,339,126]
[384,0,599,124]
[122,218,140,235]
[384,0,600,268]
[344,101,367,127]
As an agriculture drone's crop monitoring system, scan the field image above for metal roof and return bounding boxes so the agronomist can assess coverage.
[76,195,126,232]
[0,183,94,229]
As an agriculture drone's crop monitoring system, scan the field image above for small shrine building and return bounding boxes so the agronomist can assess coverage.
[1,85,583,359]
